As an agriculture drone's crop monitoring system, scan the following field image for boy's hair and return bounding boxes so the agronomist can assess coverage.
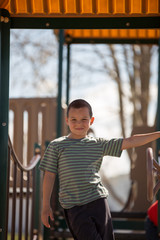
[67,99,93,118]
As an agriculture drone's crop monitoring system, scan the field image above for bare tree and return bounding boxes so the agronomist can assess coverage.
[95,45,157,126]
[10,29,58,97]
[91,44,158,208]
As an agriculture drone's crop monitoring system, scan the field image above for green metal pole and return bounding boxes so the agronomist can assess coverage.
[157,39,160,235]
[43,30,64,240]
[66,44,71,106]
[0,8,10,240]
[56,29,64,138]
[33,144,41,238]
[55,29,64,210]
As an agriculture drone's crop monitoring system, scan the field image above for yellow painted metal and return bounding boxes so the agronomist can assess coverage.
[1,0,160,17]
[64,29,160,40]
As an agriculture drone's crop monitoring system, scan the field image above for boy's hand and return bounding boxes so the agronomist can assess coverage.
[41,207,54,228]
[41,171,56,227]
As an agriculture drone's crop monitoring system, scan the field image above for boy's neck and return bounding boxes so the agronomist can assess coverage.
[67,133,87,139]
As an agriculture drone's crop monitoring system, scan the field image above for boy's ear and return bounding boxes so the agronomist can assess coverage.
[66,117,69,125]
[90,117,94,125]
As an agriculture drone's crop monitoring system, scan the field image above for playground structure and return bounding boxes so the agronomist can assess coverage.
[9,98,67,164]
[0,0,160,239]
[147,147,160,202]
[7,136,41,240]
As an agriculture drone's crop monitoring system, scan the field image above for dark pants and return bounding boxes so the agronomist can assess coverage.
[64,198,115,240]
[145,216,159,240]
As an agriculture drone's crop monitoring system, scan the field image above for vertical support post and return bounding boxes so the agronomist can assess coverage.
[55,29,64,209]
[157,39,160,235]
[0,9,10,240]
[33,144,41,238]
[66,44,71,106]
[56,29,64,138]
[43,30,64,240]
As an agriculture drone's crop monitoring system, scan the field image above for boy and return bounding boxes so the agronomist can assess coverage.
[40,99,160,240]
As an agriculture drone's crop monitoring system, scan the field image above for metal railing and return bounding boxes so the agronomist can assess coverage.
[6,137,41,240]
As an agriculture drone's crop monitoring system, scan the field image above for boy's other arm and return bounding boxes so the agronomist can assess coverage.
[121,131,160,150]
[41,170,56,228]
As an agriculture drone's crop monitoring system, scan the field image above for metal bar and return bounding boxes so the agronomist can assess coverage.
[25,172,30,240]
[11,162,17,240]
[18,170,23,240]
[45,29,64,240]
[65,38,159,45]
[157,39,160,234]
[54,32,64,238]
[5,145,11,240]
[30,169,35,240]
[34,161,41,239]
[10,16,160,30]
[56,29,64,138]
[0,8,10,240]
[66,44,71,106]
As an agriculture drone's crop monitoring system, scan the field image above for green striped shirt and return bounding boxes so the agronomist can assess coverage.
[39,135,123,209]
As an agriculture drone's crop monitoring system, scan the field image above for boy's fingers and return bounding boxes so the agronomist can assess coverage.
[44,218,50,228]
[41,209,54,228]
[45,222,50,228]
[50,211,54,221]
[41,214,50,228]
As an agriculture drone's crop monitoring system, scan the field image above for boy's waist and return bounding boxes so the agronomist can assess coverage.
[59,184,109,209]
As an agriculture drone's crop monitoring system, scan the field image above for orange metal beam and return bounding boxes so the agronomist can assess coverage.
[1,0,160,17]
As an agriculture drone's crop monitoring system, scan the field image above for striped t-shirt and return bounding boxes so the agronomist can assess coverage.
[39,135,123,209]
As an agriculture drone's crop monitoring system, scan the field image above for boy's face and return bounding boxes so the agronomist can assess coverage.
[66,107,94,139]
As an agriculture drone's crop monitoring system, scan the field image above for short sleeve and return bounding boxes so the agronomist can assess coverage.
[102,138,123,157]
[39,142,59,174]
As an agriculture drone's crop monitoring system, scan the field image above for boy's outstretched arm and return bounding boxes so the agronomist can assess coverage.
[41,171,56,228]
[121,131,160,150]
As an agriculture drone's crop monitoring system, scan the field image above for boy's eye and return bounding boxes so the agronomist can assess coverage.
[82,119,88,121]
[71,119,76,122]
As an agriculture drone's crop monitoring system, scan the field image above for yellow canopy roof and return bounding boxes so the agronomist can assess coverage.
[1,0,160,17]
[1,0,160,42]
[64,29,160,43]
